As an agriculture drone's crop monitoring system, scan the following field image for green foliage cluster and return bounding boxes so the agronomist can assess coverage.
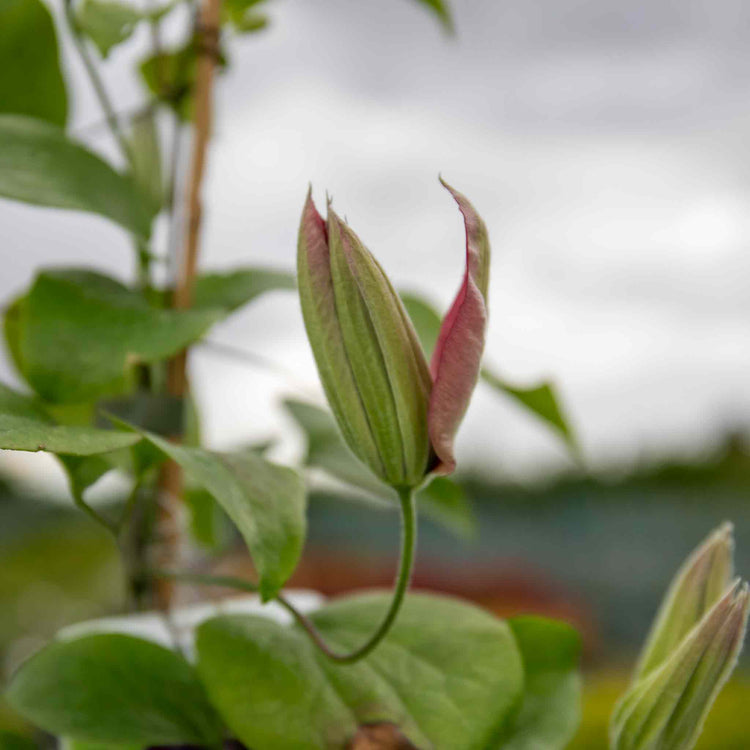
[7,597,580,749]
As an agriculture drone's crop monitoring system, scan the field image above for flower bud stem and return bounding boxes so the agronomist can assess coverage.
[152,487,417,664]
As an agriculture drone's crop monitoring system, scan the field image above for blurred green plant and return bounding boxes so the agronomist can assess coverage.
[610,524,749,750]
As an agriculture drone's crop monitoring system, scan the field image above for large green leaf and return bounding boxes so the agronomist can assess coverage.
[0,116,155,237]
[0,382,139,455]
[6,633,222,746]
[284,398,475,538]
[196,592,524,749]
[14,269,222,402]
[400,292,577,452]
[0,0,67,125]
[141,433,306,601]
[498,617,582,749]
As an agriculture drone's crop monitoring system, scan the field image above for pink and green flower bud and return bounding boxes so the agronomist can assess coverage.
[611,525,749,750]
[634,522,734,681]
[297,190,433,489]
[297,181,490,488]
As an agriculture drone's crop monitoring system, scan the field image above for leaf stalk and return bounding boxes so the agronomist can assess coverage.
[153,486,418,664]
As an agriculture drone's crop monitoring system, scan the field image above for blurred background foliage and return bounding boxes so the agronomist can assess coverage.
[2,431,749,744]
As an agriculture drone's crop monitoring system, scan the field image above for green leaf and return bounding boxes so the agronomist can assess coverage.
[0,382,138,512]
[224,0,268,33]
[0,0,67,125]
[6,633,222,746]
[77,0,180,60]
[400,292,577,452]
[14,269,222,402]
[196,592,524,749]
[284,398,475,538]
[0,382,139,455]
[232,12,267,32]
[139,44,193,118]
[77,0,141,57]
[0,116,155,237]
[412,0,453,33]
[498,617,582,750]
[140,42,226,120]
[191,267,296,310]
[141,433,306,600]
[481,371,578,453]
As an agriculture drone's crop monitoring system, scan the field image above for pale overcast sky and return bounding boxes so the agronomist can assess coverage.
[3,0,750,490]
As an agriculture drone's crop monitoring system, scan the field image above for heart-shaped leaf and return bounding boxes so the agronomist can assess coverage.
[6,633,222,746]
[142,433,306,601]
[14,269,222,402]
[0,0,67,125]
[0,116,155,237]
[196,591,524,749]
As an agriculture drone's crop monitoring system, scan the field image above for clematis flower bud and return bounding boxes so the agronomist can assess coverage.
[633,522,734,682]
[297,180,490,489]
[611,524,749,750]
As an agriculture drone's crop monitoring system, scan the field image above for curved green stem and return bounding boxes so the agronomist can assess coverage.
[70,487,117,535]
[154,486,417,665]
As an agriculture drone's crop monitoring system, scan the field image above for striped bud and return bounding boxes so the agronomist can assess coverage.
[634,522,734,682]
[611,524,749,750]
[297,190,433,489]
[297,180,491,488]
